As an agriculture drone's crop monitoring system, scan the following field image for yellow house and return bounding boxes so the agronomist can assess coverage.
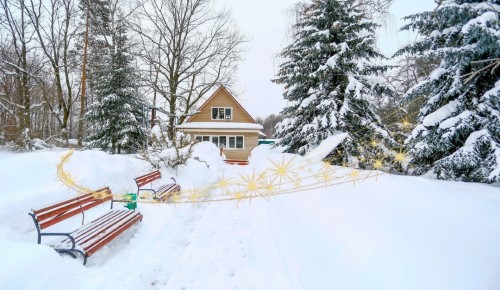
[176,86,264,162]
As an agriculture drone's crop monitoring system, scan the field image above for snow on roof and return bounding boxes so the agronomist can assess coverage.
[176,122,263,130]
[305,133,349,162]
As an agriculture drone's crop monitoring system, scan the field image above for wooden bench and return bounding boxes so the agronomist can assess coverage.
[134,170,181,202]
[29,187,143,265]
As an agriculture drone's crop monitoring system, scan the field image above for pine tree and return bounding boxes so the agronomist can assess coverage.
[77,0,112,145]
[397,0,500,183]
[274,0,397,168]
[86,15,146,154]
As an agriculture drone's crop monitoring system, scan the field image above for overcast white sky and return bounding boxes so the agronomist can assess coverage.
[215,0,437,119]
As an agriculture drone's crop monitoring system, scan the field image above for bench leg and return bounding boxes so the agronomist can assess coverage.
[57,249,76,259]
[56,249,87,265]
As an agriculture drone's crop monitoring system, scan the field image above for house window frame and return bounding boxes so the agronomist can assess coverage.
[211,107,233,120]
[195,134,244,149]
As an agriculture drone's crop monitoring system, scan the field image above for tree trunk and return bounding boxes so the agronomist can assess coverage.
[78,8,90,146]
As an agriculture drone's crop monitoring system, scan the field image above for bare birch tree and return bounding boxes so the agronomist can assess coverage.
[0,0,36,147]
[25,0,79,143]
[132,0,244,139]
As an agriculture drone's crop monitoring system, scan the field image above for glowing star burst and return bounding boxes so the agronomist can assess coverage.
[370,140,379,148]
[215,173,231,194]
[263,181,275,195]
[322,161,332,170]
[394,149,408,163]
[238,170,266,199]
[316,171,333,184]
[170,192,182,203]
[230,190,246,206]
[402,118,411,128]
[373,159,383,170]
[268,155,297,187]
[186,188,203,203]
[350,169,360,184]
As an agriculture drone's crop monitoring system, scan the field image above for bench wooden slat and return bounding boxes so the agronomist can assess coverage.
[73,211,137,245]
[54,211,120,248]
[30,187,143,265]
[54,211,140,250]
[32,188,111,215]
[134,170,180,202]
[157,183,180,194]
[135,171,162,187]
[83,214,143,257]
[38,196,111,230]
[63,211,126,245]
[79,211,140,249]
[156,184,181,201]
[32,192,94,215]
[36,195,97,222]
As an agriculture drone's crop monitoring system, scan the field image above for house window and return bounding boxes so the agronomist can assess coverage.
[195,135,243,149]
[236,136,243,148]
[219,136,227,148]
[195,136,210,142]
[211,107,232,120]
[228,136,244,149]
[211,136,219,147]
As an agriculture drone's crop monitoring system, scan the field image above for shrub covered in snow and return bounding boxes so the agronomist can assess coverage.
[138,126,196,169]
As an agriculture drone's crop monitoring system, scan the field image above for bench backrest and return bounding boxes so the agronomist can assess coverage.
[135,170,162,187]
[31,187,112,230]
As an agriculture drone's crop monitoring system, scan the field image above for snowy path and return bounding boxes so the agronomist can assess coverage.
[2,149,500,290]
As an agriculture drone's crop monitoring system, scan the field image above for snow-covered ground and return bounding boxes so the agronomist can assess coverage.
[0,144,499,290]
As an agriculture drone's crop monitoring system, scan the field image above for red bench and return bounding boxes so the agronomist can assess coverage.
[134,170,181,202]
[29,187,143,265]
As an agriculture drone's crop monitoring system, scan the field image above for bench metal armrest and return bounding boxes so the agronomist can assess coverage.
[40,233,76,250]
[29,213,76,249]
[137,188,157,194]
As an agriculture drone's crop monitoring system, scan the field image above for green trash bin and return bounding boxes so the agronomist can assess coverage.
[122,193,137,210]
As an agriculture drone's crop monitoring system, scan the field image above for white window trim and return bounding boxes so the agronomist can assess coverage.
[195,134,244,149]
[211,107,233,121]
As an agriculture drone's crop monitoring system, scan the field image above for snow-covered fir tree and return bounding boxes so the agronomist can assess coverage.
[86,16,146,154]
[274,0,397,168]
[397,0,500,183]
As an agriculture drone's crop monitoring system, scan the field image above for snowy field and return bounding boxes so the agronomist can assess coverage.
[0,144,499,290]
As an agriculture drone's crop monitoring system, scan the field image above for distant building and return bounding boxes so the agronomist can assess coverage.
[176,86,264,162]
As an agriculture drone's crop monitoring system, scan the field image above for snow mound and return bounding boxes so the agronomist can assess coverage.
[190,141,225,170]
[0,241,79,290]
[305,133,349,162]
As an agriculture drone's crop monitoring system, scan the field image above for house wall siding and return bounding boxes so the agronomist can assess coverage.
[188,131,258,160]
[189,89,255,123]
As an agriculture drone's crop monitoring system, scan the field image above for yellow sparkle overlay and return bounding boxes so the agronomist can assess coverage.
[55,98,420,206]
[57,150,386,206]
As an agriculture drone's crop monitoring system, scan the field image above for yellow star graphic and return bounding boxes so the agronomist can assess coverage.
[185,188,204,204]
[373,159,383,170]
[350,169,360,185]
[170,192,182,203]
[402,118,412,128]
[267,155,297,187]
[394,148,408,163]
[238,170,267,199]
[215,173,231,194]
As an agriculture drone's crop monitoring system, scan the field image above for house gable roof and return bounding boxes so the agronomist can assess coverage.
[187,85,257,124]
